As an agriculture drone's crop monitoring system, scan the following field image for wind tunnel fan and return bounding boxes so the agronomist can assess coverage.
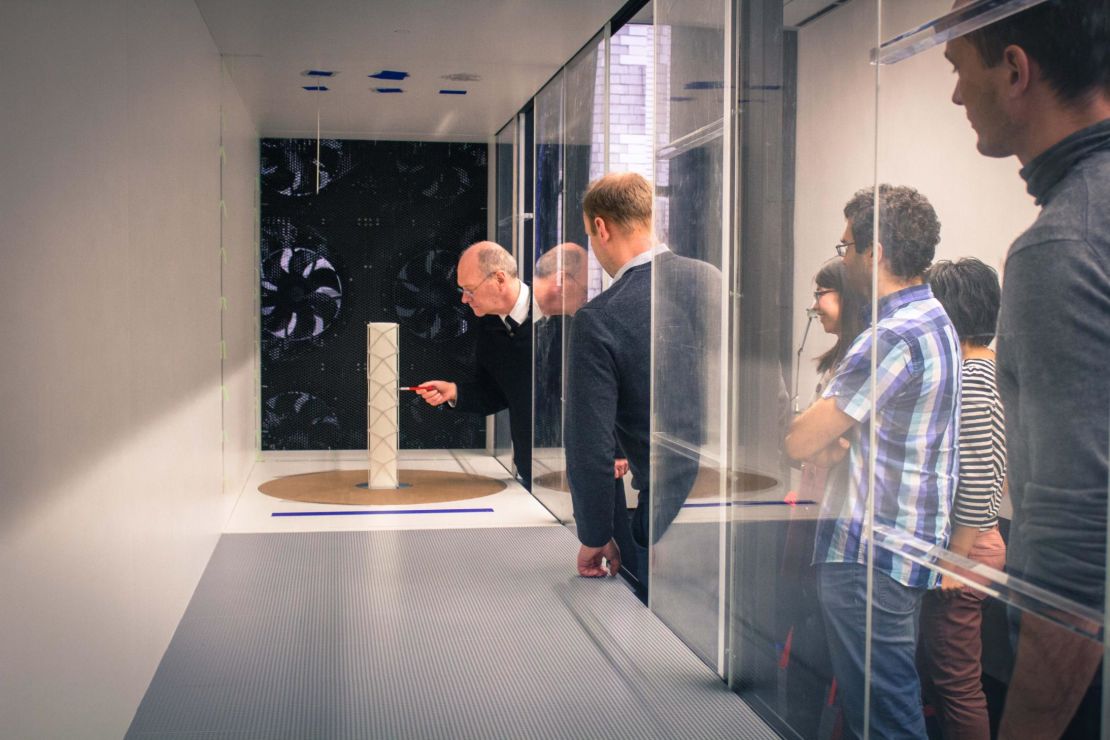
[262,391,341,450]
[394,249,470,342]
[261,139,354,197]
[261,247,343,341]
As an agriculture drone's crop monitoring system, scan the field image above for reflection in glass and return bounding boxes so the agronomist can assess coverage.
[730,1,863,737]
[529,33,606,526]
[652,0,730,671]
[534,243,589,449]
[873,2,1110,737]
[532,70,566,491]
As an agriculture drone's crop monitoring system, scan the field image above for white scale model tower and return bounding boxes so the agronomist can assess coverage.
[366,322,400,489]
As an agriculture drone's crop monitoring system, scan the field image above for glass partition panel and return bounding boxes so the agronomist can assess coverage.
[866,1,1108,738]
[495,122,514,251]
[736,0,881,736]
[562,31,606,299]
[607,13,654,182]
[652,0,730,670]
[530,31,605,527]
[531,71,569,518]
[556,31,608,533]
[491,118,519,477]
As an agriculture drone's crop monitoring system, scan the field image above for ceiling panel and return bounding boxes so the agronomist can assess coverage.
[195,0,631,140]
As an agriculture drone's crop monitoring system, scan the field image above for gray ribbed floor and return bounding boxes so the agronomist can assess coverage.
[126,526,777,739]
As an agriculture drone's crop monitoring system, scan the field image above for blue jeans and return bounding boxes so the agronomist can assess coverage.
[816,562,927,739]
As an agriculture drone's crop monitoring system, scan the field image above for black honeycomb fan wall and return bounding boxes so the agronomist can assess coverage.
[260,138,488,450]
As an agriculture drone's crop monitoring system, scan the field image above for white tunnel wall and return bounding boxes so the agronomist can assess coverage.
[0,1,258,737]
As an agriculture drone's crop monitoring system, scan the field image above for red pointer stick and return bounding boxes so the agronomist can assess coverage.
[399,385,435,391]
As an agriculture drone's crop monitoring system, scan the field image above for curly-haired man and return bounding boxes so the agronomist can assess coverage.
[786,185,960,740]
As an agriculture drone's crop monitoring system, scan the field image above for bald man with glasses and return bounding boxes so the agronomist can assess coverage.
[416,241,533,490]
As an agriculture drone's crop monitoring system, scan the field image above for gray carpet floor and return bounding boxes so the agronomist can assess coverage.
[126,526,777,739]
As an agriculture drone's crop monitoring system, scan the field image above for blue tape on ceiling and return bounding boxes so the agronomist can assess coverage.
[374,87,403,93]
[369,70,409,80]
[302,85,329,92]
[683,80,725,90]
[272,507,495,517]
[439,89,467,95]
[303,70,336,77]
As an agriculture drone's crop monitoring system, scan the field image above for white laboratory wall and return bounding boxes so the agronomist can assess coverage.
[0,0,257,737]
[221,60,261,503]
[793,0,1039,403]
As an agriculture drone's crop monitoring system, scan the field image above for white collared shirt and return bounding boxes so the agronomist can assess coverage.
[449,280,531,409]
[500,281,531,329]
[612,243,670,283]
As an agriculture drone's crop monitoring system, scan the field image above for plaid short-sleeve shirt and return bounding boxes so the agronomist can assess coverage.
[814,283,961,589]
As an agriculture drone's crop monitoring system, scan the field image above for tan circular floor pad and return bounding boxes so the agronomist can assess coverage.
[259,469,506,506]
[533,467,778,498]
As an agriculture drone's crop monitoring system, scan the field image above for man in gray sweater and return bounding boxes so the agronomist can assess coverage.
[944,2,1110,735]
[565,172,717,589]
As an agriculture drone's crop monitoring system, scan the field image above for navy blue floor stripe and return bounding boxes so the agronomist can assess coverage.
[271,507,495,517]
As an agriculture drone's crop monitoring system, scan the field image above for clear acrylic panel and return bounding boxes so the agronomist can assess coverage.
[652,0,730,670]
[530,32,606,527]
[491,116,521,477]
[765,0,881,736]
[505,2,1107,736]
[563,31,606,300]
[490,122,516,467]
[865,1,1108,738]
[607,12,655,182]
[531,70,570,519]
[495,123,514,250]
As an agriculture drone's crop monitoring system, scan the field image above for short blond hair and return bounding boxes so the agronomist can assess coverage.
[582,172,653,234]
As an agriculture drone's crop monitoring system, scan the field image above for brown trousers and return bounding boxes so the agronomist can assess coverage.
[919,526,1006,740]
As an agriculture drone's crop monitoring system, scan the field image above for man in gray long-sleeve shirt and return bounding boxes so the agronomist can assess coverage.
[566,172,717,587]
[945,2,1110,736]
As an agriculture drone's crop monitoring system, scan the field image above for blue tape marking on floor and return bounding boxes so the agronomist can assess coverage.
[272,507,495,517]
[681,500,818,509]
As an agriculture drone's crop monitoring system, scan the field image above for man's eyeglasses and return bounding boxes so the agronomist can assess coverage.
[813,288,837,302]
[834,240,855,257]
[458,272,494,298]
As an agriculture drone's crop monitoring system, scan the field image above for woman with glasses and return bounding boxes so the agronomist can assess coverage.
[811,257,865,395]
[777,258,865,734]
[792,257,865,513]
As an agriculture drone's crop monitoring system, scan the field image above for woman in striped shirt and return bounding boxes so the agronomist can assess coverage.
[920,258,1007,740]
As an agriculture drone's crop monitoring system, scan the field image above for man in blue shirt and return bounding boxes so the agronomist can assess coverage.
[786,185,960,740]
